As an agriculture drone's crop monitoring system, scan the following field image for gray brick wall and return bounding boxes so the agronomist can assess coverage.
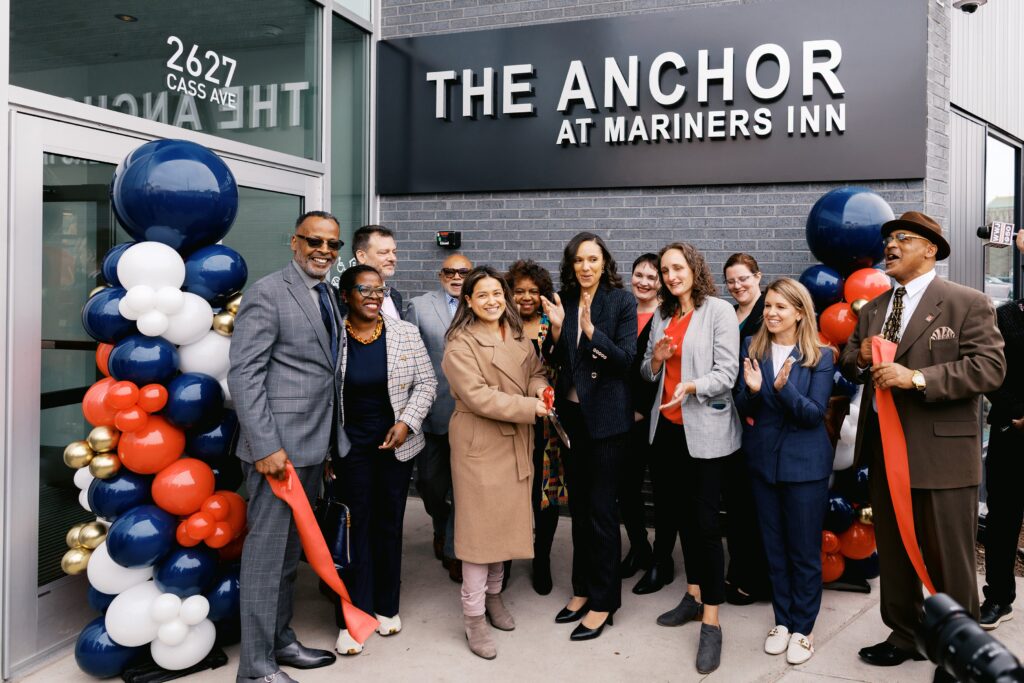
[379,0,952,299]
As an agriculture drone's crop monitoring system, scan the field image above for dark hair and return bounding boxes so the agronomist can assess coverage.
[632,253,659,273]
[295,210,341,232]
[723,252,760,275]
[504,259,555,301]
[446,266,523,342]
[657,242,718,318]
[558,232,623,292]
[352,224,395,257]
[338,264,380,293]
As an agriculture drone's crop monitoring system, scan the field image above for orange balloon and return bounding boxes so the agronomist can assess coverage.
[185,511,216,540]
[201,494,230,522]
[820,303,857,346]
[96,344,113,377]
[218,532,246,562]
[839,521,876,560]
[844,268,891,304]
[822,530,840,554]
[105,381,139,411]
[822,551,845,583]
[82,377,118,427]
[117,415,185,474]
[114,407,149,433]
[152,458,216,516]
[136,384,169,413]
[207,522,233,548]
[220,491,248,536]
[176,522,202,547]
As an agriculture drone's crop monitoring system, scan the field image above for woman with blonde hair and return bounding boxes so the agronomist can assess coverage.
[734,278,835,666]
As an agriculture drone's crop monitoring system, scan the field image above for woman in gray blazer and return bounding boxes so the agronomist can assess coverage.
[640,242,741,675]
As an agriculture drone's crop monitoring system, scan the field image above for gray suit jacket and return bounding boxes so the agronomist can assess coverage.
[641,296,742,459]
[228,262,349,467]
[406,289,455,434]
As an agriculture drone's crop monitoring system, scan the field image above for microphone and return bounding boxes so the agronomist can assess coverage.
[977,222,1018,247]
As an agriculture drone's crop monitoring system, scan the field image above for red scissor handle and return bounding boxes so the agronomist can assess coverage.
[542,386,554,411]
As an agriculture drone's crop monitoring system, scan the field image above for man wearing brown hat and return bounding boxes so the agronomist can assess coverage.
[839,211,1005,679]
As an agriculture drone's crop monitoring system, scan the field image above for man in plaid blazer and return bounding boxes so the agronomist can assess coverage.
[229,211,348,683]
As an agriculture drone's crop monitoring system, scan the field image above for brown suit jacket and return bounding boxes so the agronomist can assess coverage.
[839,275,1006,489]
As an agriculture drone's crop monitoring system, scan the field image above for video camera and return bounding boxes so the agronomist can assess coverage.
[916,593,1024,682]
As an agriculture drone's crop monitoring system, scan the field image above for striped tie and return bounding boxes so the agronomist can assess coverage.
[881,287,906,343]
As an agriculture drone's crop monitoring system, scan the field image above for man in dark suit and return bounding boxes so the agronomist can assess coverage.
[229,211,348,683]
[839,211,1005,681]
[337,225,403,319]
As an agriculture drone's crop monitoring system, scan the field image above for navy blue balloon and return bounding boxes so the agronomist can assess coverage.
[852,466,870,505]
[845,552,880,580]
[186,411,238,461]
[81,287,135,344]
[88,470,152,520]
[110,139,238,253]
[105,504,176,568]
[206,566,241,622]
[108,335,179,386]
[155,547,219,598]
[164,373,224,430]
[824,493,856,534]
[75,616,143,678]
[100,242,135,287]
[183,245,248,306]
[87,586,117,614]
[798,264,845,314]
[208,457,243,492]
[805,187,894,275]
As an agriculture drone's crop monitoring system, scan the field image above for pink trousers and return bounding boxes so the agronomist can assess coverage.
[461,561,504,616]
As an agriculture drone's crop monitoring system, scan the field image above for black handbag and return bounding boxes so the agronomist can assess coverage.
[316,468,352,571]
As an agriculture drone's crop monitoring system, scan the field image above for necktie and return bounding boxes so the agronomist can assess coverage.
[882,287,907,343]
[315,282,338,364]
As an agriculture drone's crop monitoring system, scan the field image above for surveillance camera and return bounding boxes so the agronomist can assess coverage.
[952,0,987,13]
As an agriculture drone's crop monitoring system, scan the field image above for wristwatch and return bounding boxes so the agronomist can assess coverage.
[911,370,926,392]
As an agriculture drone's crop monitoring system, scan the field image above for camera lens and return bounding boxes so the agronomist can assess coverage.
[917,594,1024,683]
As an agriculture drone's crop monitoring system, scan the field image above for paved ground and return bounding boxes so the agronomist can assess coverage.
[21,504,1024,682]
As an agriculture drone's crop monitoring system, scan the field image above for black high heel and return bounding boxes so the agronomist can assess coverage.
[570,611,615,641]
[554,603,590,624]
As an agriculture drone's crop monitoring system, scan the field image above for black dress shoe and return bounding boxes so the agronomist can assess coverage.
[933,666,956,683]
[532,557,553,595]
[979,599,1013,630]
[632,561,674,595]
[274,641,336,670]
[619,545,654,578]
[570,612,614,641]
[857,641,926,666]
[555,603,590,624]
[725,582,758,606]
[433,534,445,562]
[237,673,297,683]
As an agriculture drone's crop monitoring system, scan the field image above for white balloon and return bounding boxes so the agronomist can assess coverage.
[179,595,210,626]
[218,377,233,408]
[118,242,186,290]
[157,620,189,647]
[150,593,182,623]
[105,580,162,647]
[833,387,862,472]
[162,293,213,346]
[124,285,156,314]
[74,467,95,490]
[87,542,153,595]
[118,297,141,321]
[150,619,216,671]
[79,489,92,512]
[179,331,232,379]
[137,310,170,337]
[154,287,185,315]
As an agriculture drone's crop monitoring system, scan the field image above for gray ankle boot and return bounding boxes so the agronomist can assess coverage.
[485,592,516,631]
[464,614,497,660]
[696,623,722,674]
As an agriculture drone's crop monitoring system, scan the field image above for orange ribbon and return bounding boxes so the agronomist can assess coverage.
[871,336,936,595]
[267,463,379,643]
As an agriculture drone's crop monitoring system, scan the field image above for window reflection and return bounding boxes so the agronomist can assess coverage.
[983,136,1017,306]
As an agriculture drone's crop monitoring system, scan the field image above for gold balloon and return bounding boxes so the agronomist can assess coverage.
[88,285,110,300]
[89,453,122,479]
[66,523,88,549]
[63,440,95,469]
[212,311,235,337]
[224,292,243,315]
[87,426,120,453]
[78,522,108,550]
[859,506,873,525]
[850,298,868,317]
[61,547,92,575]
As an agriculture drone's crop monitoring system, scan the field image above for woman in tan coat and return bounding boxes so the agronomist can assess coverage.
[441,266,549,660]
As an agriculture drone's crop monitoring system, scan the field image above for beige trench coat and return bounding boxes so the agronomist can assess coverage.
[441,322,548,564]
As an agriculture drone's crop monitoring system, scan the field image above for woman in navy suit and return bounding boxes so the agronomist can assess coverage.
[734,278,835,666]
[541,232,637,641]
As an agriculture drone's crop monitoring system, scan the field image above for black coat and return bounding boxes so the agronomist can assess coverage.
[986,299,1024,428]
[631,313,658,415]
[737,291,766,341]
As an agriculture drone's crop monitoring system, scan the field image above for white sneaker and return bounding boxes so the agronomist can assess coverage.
[376,613,402,636]
[764,625,790,655]
[335,629,363,656]
[787,633,814,664]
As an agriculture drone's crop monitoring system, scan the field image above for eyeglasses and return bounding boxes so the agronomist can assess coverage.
[295,234,343,251]
[883,232,929,246]
[354,284,391,299]
[441,267,471,278]
[725,274,754,287]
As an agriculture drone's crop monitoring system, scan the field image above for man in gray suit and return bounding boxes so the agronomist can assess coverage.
[229,210,348,683]
[406,253,472,578]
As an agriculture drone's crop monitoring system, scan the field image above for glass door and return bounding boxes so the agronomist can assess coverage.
[4,113,320,677]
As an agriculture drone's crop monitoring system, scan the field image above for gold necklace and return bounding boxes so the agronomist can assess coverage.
[346,316,383,344]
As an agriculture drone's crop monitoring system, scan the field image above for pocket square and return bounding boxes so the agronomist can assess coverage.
[929,326,955,342]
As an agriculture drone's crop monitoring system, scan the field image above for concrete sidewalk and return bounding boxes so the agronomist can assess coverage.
[23,504,1024,682]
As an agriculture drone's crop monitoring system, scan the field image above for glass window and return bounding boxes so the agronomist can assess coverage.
[11,0,322,160]
[330,14,369,280]
[983,136,1018,306]
[335,0,372,23]
[222,187,305,284]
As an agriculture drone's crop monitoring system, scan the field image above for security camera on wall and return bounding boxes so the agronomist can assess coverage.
[952,0,987,13]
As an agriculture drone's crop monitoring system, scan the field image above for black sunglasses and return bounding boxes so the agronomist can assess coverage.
[441,267,471,278]
[295,233,343,250]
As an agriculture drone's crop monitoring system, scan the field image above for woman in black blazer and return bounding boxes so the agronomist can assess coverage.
[541,232,637,641]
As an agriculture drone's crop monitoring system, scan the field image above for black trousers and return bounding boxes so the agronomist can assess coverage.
[332,447,415,628]
[618,418,653,554]
[983,424,1024,605]
[415,432,452,544]
[724,449,771,597]
[531,419,559,560]
[560,401,627,612]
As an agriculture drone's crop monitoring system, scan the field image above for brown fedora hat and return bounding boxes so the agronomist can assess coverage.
[881,211,950,261]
